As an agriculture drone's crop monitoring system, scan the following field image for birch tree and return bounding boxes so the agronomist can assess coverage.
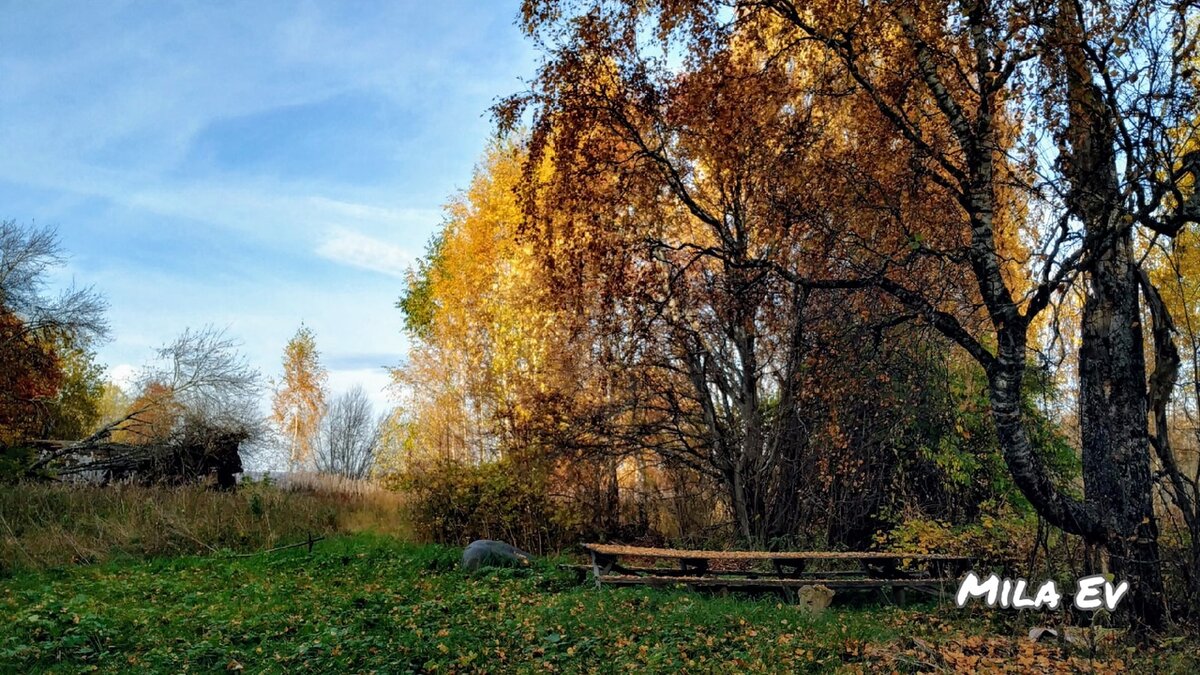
[272,324,327,470]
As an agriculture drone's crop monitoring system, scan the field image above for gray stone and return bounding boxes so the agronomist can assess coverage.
[461,539,531,571]
[797,584,835,614]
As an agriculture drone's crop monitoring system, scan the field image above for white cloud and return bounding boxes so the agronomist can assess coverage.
[108,363,137,389]
[316,228,412,277]
[308,196,438,227]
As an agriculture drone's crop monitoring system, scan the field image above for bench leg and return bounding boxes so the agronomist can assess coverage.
[591,552,616,590]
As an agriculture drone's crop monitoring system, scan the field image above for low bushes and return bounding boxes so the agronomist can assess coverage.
[395,456,592,555]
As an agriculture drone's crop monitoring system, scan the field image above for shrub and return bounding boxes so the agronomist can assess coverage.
[396,456,590,555]
[874,502,1037,575]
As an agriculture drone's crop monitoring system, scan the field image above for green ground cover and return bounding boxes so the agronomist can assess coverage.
[0,534,1192,673]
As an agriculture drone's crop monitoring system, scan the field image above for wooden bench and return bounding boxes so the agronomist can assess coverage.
[574,543,973,605]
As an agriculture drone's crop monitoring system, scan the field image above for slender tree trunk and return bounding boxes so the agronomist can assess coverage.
[1142,266,1200,619]
[601,456,620,535]
[730,468,753,542]
[1190,543,1200,619]
[769,288,810,542]
[634,453,650,534]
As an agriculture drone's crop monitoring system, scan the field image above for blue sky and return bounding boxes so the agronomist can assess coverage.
[0,1,536,410]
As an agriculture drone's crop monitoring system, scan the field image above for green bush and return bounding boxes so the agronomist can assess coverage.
[0,445,37,483]
[397,456,588,554]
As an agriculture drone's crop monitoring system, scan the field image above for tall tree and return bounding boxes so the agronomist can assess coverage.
[0,221,107,452]
[1146,217,1200,613]
[500,0,1000,546]
[272,324,327,470]
[315,385,381,480]
[395,140,574,464]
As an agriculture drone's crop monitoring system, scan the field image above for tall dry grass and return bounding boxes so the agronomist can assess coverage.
[272,471,394,497]
[0,478,408,574]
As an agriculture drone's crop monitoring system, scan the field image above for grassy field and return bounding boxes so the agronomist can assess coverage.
[2,533,1192,673]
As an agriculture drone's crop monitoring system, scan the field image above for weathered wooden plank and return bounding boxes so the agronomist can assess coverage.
[596,574,959,590]
[582,543,972,562]
[559,564,872,579]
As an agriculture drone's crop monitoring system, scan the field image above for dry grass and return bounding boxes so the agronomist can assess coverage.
[273,471,394,497]
[0,478,408,574]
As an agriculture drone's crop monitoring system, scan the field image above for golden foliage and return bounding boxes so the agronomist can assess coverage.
[389,139,575,468]
[271,324,327,469]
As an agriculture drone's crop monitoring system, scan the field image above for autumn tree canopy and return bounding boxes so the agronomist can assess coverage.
[391,0,1200,628]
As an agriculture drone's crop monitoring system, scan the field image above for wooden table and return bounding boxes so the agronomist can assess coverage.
[573,544,974,605]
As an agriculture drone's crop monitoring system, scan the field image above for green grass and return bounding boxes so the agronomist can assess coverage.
[0,534,1192,673]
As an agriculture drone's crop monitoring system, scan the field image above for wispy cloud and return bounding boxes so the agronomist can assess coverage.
[316,228,412,277]
[0,1,535,471]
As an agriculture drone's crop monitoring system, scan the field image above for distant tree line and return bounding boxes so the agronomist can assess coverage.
[0,221,263,486]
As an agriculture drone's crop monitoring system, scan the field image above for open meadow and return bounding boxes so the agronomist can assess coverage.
[2,485,1198,674]
[2,532,1187,674]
